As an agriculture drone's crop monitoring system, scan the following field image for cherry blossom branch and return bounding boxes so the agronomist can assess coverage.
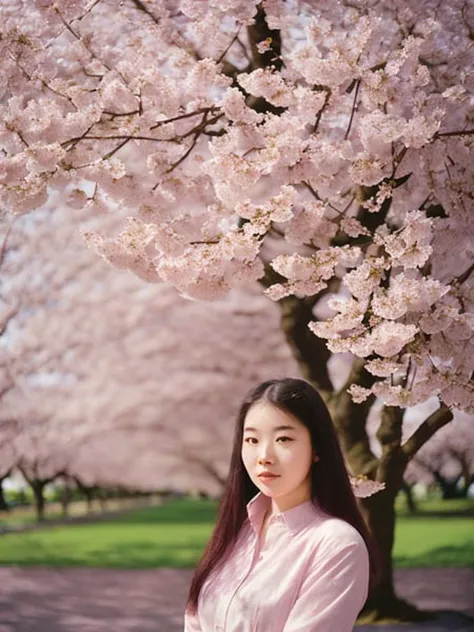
[57,11,112,73]
[344,79,361,141]
[160,111,223,176]
[179,449,227,487]
[101,138,132,161]
[453,262,474,286]
[216,26,242,64]
[44,0,103,47]
[0,307,18,338]
[0,221,15,270]
[65,133,168,144]
[179,113,224,139]
[63,122,96,151]
[434,129,474,139]
[67,108,224,160]
[302,181,343,215]
[103,110,141,119]
[312,89,331,134]
[235,36,251,63]
[149,107,219,130]
[165,134,199,175]
[128,0,161,25]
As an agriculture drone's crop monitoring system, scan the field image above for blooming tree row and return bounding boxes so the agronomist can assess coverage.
[2,204,301,516]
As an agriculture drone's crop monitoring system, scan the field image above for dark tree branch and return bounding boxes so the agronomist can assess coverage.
[217,26,242,64]
[257,263,334,395]
[453,261,474,286]
[375,405,407,489]
[435,129,474,139]
[128,0,161,24]
[150,107,218,131]
[402,404,453,460]
[344,79,360,140]
[181,451,227,488]
[330,358,379,476]
[279,295,334,394]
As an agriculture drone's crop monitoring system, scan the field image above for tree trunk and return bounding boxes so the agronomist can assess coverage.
[60,486,72,518]
[434,472,463,499]
[0,475,10,511]
[84,489,94,513]
[73,477,96,513]
[462,475,474,498]
[97,489,107,512]
[31,480,46,521]
[401,480,417,514]
[359,488,429,622]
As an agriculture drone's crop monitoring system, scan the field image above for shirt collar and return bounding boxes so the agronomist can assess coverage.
[246,491,324,536]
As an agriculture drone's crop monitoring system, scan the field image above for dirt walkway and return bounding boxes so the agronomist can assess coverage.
[0,567,473,631]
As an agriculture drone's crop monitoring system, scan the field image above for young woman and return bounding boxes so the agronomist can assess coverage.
[184,378,379,632]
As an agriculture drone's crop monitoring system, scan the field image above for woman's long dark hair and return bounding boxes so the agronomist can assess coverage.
[187,378,380,614]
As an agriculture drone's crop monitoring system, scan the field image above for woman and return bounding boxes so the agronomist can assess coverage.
[185,378,379,631]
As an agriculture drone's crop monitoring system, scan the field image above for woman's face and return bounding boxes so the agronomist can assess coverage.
[241,400,316,511]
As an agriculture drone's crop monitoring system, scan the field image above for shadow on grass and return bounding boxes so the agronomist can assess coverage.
[396,541,474,568]
[111,499,218,526]
[398,509,474,519]
[1,498,219,533]
[1,540,206,569]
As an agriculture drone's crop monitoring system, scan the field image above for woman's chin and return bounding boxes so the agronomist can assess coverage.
[255,480,284,496]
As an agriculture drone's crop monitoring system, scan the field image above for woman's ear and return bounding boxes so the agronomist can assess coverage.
[313,454,320,463]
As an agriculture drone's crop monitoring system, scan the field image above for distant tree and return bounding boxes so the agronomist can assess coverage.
[407,412,474,499]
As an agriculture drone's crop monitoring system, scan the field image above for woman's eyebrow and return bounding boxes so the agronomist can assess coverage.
[243,425,296,433]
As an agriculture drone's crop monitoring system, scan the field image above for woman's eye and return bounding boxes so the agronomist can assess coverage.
[244,437,293,444]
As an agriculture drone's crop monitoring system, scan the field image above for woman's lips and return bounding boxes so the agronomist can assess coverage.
[258,473,280,481]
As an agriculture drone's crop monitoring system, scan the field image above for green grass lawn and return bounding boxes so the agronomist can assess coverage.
[394,497,474,567]
[0,497,472,569]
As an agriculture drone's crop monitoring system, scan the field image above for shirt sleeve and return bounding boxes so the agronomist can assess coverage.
[281,535,369,632]
[184,609,203,632]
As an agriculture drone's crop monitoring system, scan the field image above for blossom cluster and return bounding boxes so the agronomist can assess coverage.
[1,0,472,413]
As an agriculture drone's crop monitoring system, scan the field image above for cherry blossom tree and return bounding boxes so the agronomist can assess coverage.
[0,218,19,510]
[0,419,18,511]
[1,0,473,618]
[1,373,95,520]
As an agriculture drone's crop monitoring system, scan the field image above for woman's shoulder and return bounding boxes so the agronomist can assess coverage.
[309,512,367,552]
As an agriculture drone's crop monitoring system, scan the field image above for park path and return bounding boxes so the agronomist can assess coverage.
[0,567,473,631]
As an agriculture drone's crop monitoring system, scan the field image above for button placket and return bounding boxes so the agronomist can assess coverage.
[221,527,261,631]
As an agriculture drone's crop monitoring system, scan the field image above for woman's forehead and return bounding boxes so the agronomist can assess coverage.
[243,401,302,431]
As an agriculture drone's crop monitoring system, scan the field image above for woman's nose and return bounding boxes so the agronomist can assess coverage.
[257,447,274,464]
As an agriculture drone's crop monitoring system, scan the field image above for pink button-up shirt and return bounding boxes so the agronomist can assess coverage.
[184,492,369,632]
